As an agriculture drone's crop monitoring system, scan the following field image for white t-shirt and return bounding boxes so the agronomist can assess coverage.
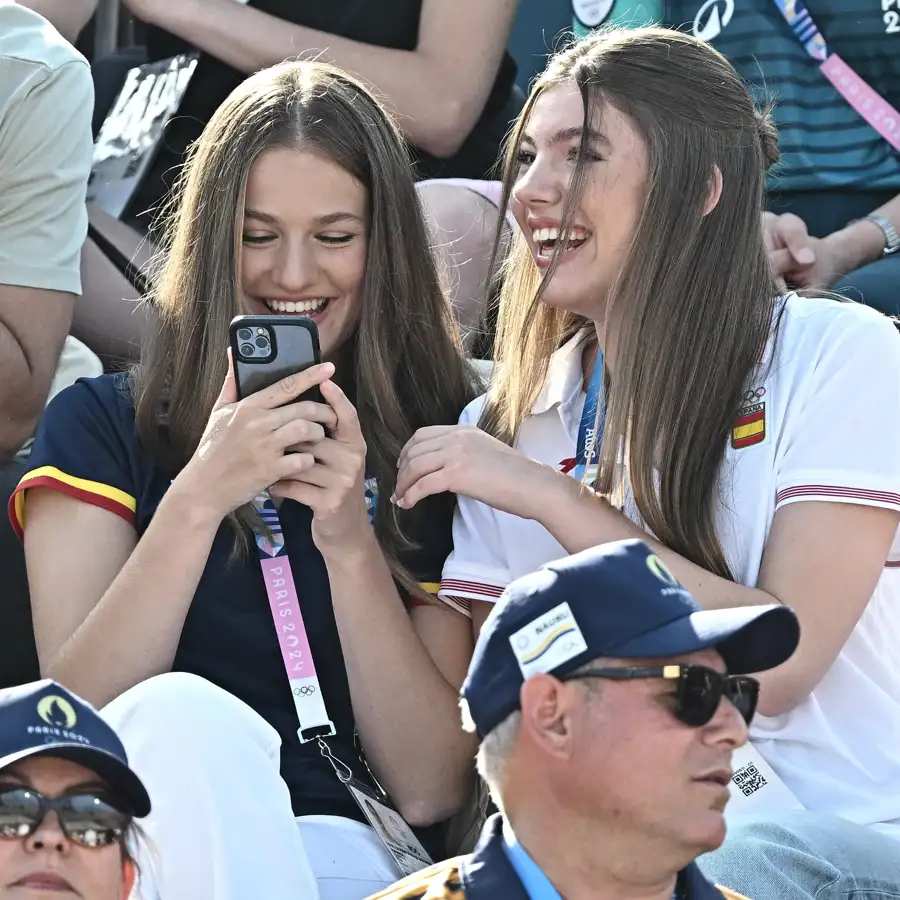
[440,294,900,836]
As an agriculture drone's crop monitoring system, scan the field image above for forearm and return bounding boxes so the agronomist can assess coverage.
[0,324,51,459]
[17,0,97,42]
[537,472,776,610]
[322,530,475,825]
[46,482,221,708]
[824,192,900,274]
[150,0,471,156]
[532,473,812,715]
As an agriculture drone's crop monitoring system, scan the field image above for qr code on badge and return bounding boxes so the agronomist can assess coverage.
[732,762,767,796]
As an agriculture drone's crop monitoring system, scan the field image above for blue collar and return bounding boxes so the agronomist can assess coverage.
[501,820,563,900]
[461,815,724,900]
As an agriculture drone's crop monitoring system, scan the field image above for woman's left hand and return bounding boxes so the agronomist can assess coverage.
[394,425,559,519]
[270,379,370,552]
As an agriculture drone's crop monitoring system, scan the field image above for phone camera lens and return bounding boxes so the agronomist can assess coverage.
[239,343,255,357]
[254,336,270,349]
[238,328,252,342]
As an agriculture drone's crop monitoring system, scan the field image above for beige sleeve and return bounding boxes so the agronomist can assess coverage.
[0,57,94,294]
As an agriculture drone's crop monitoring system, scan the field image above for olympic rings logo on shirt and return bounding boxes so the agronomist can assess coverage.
[294,686,317,697]
[742,387,766,403]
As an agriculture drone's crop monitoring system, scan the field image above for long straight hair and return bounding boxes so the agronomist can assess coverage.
[132,62,479,595]
[482,28,782,578]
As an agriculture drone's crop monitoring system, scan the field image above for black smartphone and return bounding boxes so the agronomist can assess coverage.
[228,315,322,402]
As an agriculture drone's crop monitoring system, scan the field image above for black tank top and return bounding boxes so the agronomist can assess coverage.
[126,0,519,228]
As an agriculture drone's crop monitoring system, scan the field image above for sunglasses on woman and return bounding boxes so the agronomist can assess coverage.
[0,787,131,848]
[561,664,760,726]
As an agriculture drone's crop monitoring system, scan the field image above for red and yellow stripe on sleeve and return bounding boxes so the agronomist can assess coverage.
[10,466,137,539]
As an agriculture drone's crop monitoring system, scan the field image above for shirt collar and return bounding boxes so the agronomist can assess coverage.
[531,328,593,416]
[501,820,563,900]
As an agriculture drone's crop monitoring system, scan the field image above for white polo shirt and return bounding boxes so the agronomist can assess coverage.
[440,294,900,836]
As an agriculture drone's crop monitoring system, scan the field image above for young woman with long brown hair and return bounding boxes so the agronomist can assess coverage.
[12,61,481,900]
[395,27,900,900]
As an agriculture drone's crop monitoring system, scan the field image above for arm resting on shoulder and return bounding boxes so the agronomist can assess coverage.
[138,0,519,158]
[534,471,898,717]
[0,286,72,459]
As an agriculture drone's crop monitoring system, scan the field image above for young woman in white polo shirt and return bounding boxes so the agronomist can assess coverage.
[394,26,900,900]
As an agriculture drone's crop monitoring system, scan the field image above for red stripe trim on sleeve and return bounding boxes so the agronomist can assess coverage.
[10,468,137,540]
[775,485,900,508]
[885,560,900,568]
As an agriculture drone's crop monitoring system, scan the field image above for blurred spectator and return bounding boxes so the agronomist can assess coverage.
[75,0,524,357]
[675,1,900,312]
[0,679,150,900]
[13,63,481,900]
[0,1,101,689]
[396,27,900,900]
[369,541,800,900]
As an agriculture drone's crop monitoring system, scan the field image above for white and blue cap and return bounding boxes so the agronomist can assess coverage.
[461,539,800,739]
[0,680,150,817]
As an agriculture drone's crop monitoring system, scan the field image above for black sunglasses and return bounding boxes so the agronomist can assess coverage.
[561,664,760,726]
[0,787,131,848]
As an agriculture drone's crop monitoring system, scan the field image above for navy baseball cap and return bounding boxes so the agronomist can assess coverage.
[0,680,150,817]
[461,539,800,738]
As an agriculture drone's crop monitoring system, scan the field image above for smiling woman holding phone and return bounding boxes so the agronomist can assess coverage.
[10,61,481,900]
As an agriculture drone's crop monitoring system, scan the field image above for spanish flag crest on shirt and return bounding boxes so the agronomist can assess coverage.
[732,387,766,449]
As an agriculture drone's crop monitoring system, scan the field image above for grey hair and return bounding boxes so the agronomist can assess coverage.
[459,659,611,807]
[461,699,522,808]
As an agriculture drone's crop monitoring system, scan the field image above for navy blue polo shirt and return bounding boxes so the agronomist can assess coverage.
[12,373,453,837]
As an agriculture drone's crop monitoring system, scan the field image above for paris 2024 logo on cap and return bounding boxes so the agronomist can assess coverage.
[646,553,691,599]
[36,696,78,730]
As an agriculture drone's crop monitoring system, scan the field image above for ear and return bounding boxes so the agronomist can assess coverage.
[519,675,578,760]
[121,859,137,900]
[703,165,723,216]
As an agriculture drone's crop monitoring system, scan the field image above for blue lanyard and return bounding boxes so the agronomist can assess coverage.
[770,0,828,61]
[571,348,605,483]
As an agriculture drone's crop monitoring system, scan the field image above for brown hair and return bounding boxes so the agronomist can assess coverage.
[132,62,479,595]
[482,27,781,579]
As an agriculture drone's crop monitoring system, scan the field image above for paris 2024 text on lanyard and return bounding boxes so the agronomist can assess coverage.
[772,0,900,152]
[250,490,434,878]
[575,348,803,816]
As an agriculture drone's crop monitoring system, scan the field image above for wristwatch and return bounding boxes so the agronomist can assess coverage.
[861,214,900,256]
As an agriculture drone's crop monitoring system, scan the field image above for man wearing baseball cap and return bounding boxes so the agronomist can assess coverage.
[0,679,150,900]
[369,539,800,900]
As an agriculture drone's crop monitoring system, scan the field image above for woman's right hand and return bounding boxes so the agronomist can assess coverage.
[175,354,339,520]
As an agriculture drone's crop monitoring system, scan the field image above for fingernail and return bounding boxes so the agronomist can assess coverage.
[390,493,398,505]
[796,248,815,264]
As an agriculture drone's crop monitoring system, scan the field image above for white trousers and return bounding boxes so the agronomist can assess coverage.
[102,673,400,900]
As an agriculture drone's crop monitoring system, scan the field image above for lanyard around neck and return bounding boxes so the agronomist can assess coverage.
[769,0,900,151]
[571,347,605,484]
[251,491,337,743]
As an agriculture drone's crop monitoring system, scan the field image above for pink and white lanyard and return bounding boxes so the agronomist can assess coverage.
[771,0,900,152]
[251,491,340,743]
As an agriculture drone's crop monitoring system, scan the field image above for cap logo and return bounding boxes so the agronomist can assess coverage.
[647,554,679,587]
[36,696,77,729]
[510,601,588,678]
